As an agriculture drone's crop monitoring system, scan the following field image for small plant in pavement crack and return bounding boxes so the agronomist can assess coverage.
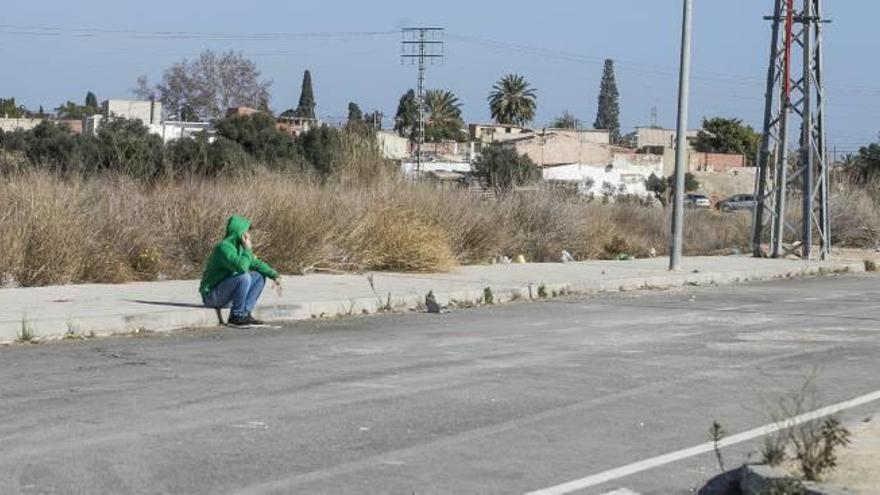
[710,421,728,477]
[366,274,394,312]
[794,417,850,481]
[17,315,34,343]
[767,370,852,481]
[762,434,788,467]
[483,287,494,305]
[537,283,548,299]
[765,478,806,495]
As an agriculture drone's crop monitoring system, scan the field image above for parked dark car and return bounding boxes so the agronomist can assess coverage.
[717,194,757,211]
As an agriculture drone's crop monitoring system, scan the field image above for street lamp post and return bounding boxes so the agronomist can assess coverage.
[669,0,694,271]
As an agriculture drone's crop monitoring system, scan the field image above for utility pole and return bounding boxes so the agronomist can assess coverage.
[669,0,693,271]
[752,0,830,260]
[401,28,444,178]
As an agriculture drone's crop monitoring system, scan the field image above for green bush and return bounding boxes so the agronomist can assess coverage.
[92,119,164,179]
[299,125,345,177]
[474,146,541,192]
[24,121,78,173]
[0,112,389,182]
[165,134,254,177]
[213,113,301,167]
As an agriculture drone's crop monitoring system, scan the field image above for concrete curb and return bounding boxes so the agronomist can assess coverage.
[0,258,865,344]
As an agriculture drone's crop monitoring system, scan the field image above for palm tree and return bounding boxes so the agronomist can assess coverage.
[424,89,465,142]
[488,74,537,126]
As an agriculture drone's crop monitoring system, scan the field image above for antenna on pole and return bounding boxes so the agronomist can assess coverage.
[401,27,444,179]
[753,0,831,260]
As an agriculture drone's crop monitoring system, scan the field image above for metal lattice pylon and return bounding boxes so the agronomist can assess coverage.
[752,0,830,259]
[401,28,445,178]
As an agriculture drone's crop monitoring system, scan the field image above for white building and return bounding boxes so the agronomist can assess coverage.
[401,160,471,180]
[148,121,214,143]
[84,100,213,143]
[541,153,663,198]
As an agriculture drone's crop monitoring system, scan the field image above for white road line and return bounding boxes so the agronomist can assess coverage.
[525,389,880,495]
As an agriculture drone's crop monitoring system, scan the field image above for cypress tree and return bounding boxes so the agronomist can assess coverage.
[347,102,363,124]
[295,70,316,119]
[85,91,98,110]
[346,102,368,134]
[594,59,621,143]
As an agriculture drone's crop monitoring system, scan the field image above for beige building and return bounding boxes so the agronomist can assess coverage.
[500,130,612,167]
[546,128,610,145]
[0,117,43,133]
[276,116,319,137]
[103,99,162,125]
[0,117,83,134]
[634,126,747,175]
[634,126,700,153]
[377,131,410,160]
[469,123,531,145]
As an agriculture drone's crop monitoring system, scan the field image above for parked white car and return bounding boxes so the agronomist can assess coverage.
[684,193,711,209]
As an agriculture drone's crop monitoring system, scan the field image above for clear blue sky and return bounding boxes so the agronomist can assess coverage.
[2,0,878,153]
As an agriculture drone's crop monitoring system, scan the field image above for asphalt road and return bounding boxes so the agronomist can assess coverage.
[2,274,879,495]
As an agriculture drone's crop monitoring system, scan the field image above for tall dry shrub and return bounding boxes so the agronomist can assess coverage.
[394,185,509,264]
[250,178,362,273]
[0,169,784,288]
[0,182,25,285]
[330,131,398,187]
[499,192,583,262]
[346,202,455,272]
[77,176,168,282]
[829,186,880,247]
[2,173,87,286]
[606,204,667,257]
[683,209,751,255]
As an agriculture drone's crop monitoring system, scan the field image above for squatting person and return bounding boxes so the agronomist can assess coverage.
[199,215,282,327]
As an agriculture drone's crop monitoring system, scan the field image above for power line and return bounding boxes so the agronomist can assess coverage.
[0,23,398,41]
[448,32,880,96]
[4,23,879,95]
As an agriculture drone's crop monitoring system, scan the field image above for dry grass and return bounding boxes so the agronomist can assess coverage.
[830,185,880,248]
[5,169,874,287]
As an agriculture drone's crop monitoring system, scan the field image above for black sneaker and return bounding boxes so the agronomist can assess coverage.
[227,314,252,327]
[245,313,265,326]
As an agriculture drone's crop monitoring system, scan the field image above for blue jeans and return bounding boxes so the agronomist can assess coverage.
[202,272,265,318]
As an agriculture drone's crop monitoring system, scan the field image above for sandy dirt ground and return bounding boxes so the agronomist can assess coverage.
[822,412,880,493]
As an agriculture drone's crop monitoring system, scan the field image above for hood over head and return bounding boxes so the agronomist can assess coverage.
[225,215,251,241]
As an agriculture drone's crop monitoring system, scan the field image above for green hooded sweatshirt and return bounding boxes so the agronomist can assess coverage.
[199,215,278,297]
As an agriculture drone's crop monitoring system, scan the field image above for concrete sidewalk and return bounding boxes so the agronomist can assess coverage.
[0,256,865,343]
